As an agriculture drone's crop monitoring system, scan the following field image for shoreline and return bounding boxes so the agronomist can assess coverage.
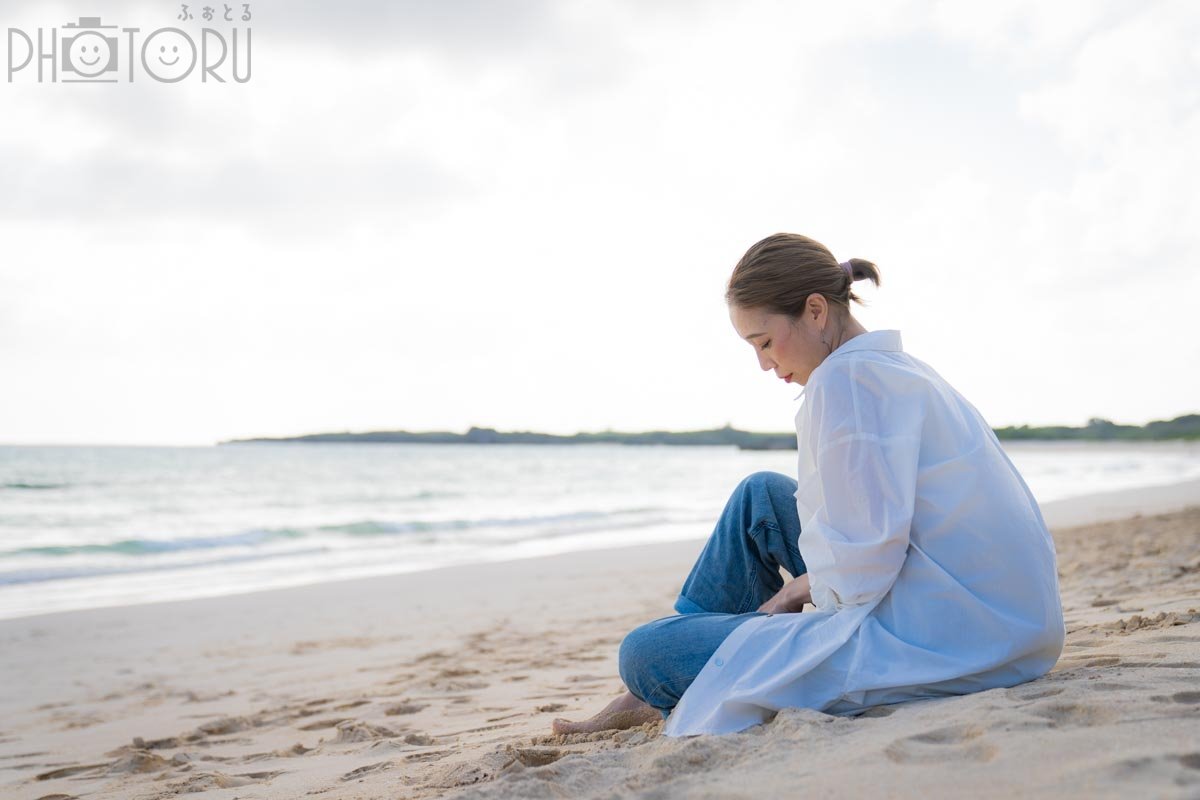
[4,475,1199,626]
[2,480,1199,798]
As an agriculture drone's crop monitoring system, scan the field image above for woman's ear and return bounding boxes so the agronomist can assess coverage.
[807,293,826,323]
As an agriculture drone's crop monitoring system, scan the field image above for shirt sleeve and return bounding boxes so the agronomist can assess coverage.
[796,359,924,612]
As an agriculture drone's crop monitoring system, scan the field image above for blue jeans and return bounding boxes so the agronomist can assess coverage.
[618,471,808,719]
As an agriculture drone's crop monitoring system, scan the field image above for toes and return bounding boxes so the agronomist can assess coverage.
[551,718,578,734]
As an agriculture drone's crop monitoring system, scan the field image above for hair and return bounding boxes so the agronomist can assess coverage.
[724,233,882,319]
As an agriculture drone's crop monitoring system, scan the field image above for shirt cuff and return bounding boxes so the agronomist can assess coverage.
[807,571,842,612]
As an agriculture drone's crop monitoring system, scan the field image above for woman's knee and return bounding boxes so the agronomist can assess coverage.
[746,470,804,519]
[619,618,707,713]
[738,470,796,497]
[618,621,660,697]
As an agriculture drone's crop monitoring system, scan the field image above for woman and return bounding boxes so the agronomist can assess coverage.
[552,233,1066,738]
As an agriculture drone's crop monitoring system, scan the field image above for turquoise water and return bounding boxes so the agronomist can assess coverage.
[1,440,1198,620]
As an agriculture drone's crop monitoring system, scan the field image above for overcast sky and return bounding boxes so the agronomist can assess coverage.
[1,0,1197,446]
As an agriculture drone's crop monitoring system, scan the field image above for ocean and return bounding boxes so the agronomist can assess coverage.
[2,440,1198,620]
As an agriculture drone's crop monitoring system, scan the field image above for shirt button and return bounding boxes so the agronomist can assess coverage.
[714,657,724,667]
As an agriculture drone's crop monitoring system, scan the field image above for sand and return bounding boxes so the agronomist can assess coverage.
[1,479,1198,799]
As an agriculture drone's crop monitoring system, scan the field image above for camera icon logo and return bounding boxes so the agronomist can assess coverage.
[62,17,118,80]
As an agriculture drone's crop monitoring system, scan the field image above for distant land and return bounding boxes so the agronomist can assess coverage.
[218,414,1200,450]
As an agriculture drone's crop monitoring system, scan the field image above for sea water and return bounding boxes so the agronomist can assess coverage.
[2,440,1198,620]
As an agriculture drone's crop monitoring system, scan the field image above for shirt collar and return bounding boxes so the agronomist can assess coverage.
[795,330,904,403]
[827,328,903,358]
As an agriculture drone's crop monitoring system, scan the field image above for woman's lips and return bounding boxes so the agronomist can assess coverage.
[783,373,793,383]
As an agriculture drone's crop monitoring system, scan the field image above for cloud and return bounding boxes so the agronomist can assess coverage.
[2,0,1198,444]
[0,143,471,233]
[1013,1,1200,287]
[0,0,643,235]
[262,0,559,54]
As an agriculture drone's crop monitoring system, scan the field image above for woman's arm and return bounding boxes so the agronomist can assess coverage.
[796,360,924,612]
[757,573,812,614]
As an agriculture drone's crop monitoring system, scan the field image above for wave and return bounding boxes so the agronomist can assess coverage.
[0,546,331,586]
[315,508,662,536]
[0,527,308,558]
[2,481,69,490]
[0,507,678,560]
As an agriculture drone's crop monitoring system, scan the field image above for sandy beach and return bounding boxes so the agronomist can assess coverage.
[2,478,1198,800]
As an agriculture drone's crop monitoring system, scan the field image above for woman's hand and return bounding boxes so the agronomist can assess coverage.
[757,573,812,614]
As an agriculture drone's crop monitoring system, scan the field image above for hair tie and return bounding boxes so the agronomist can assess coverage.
[839,260,854,278]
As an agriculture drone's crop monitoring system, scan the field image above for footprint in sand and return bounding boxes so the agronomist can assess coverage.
[385,700,429,716]
[424,750,526,790]
[884,724,997,764]
[1,750,50,761]
[165,770,260,792]
[34,763,110,780]
[104,750,173,775]
[564,674,609,684]
[855,705,897,718]
[1085,681,1135,691]
[386,671,418,686]
[340,761,392,781]
[54,712,105,731]
[196,716,256,736]
[506,746,568,767]
[334,699,371,710]
[1055,654,1124,671]
[184,689,237,703]
[242,743,314,760]
[333,721,401,743]
[1121,660,1200,669]
[1064,638,1104,649]
[1147,634,1200,643]
[405,748,453,763]
[238,770,285,780]
[1026,701,1116,727]
[403,732,436,745]
[289,636,377,655]
[1107,752,1200,785]
[423,667,490,692]
[1004,685,1065,702]
[439,721,518,737]
[1084,655,1123,667]
[437,667,482,678]
[297,717,355,731]
[1109,611,1193,634]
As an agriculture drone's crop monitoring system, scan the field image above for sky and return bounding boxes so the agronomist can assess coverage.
[1,0,1197,446]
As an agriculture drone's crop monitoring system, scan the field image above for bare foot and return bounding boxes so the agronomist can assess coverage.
[551,690,662,735]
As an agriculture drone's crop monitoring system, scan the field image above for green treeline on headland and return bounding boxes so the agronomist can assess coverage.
[993,415,1200,442]
[218,414,1200,450]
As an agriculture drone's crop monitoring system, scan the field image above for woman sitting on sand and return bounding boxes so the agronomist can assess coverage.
[553,232,1066,738]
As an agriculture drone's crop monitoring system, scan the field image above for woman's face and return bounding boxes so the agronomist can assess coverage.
[729,301,828,387]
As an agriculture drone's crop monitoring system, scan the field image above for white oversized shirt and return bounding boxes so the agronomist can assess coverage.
[661,329,1066,737]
